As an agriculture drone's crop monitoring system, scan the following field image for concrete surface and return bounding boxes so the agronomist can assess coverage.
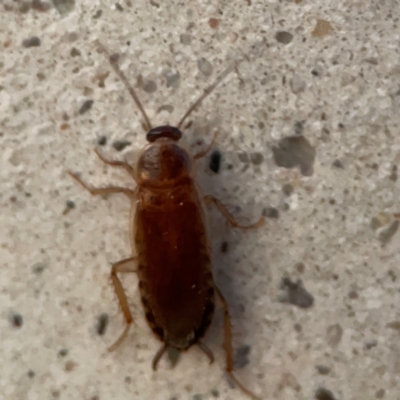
[1,1,400,399]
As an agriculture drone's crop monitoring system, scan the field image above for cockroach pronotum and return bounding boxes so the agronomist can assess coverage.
[68,41,264,399]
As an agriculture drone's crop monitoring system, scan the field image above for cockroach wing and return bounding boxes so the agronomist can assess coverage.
[133,183,214,349]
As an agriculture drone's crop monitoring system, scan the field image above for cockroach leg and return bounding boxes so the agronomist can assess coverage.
[108,257,137,352]
[214,285,260,400]
[68,171,136,199]
[194,130,220,160]
[204,195,264,229]
[152,344,168,371]
[197,342,214,364]
[94,148,135,177]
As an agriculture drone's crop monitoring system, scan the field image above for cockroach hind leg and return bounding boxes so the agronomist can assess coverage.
[108,257,137,352]
[198,342,214,364]
[152,344,168,371]
[226,372,261,400]
[204,195,265,229]
[215,284,261,400]
[108,324,131,352]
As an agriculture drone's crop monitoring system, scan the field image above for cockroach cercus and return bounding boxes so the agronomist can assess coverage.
[68,41,264,399]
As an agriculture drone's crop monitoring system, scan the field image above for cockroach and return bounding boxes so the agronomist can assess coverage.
[68,41,264,399]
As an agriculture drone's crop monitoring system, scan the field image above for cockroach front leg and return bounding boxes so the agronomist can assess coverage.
[214,285,260,400]
[204,195,264,229]
[108,257,137,352]
[194,130,219,159]
[68,171,136,199]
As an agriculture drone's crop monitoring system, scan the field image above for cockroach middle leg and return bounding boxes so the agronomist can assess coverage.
[194,130,220,160]
[108,257,137,352]
[204,195,264,229]
[214,285,260,400]
[152,344,168,371]
[68,171,136,199]
[198,342,214,364]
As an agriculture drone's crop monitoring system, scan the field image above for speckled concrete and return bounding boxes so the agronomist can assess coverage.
[1,1,400,400]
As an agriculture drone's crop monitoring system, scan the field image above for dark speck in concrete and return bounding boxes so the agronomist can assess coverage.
[315,365,331,375]
[272,135,316,176]
[386,321,400,330]
[97,136,107,146]
[22,36,41,48]
[275,31,293,44]
[180,33,192,45]
[250,152,264,165]
[53,0,75,15]
[70,47,81,57]
[19,2,32,13]
[290,75,306,94]
[163,70,181,88]
[279,278,314,308]
[112,140,131,151]
[66,200,75,209]
[209,150,222,173]
[326,323,343,347]
[63,199,76,215]
[235,344,251,369]
[238,152,249,163]
[293,323,302,332]
[27,369,35,378]
[93,9,102,18]
[115,2,123,11]
[282,183,294,196]
[142,79,157,93]
[211,389,219,397]
[348,289,358,299]
[389,165,397,182]
[79,99,94,115]
[365,339,378,349]
[197,58,213,77]
[332,159,344,168]
[315,387,336,400]
[294,121,304,135]
[32,262,45,274]
[58,348,69,357]
[32,0,52,12]
[96,313,109,336]
[9,313,23,328]
[263,207,279,219]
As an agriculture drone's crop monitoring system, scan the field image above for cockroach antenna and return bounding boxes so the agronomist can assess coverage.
[95,40,153,132]
[96,40,242,132]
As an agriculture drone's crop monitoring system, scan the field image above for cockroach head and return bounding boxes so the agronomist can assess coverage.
[146,125,182,143]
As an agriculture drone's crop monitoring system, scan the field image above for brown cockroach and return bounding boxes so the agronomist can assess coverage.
[68,42,264,399]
